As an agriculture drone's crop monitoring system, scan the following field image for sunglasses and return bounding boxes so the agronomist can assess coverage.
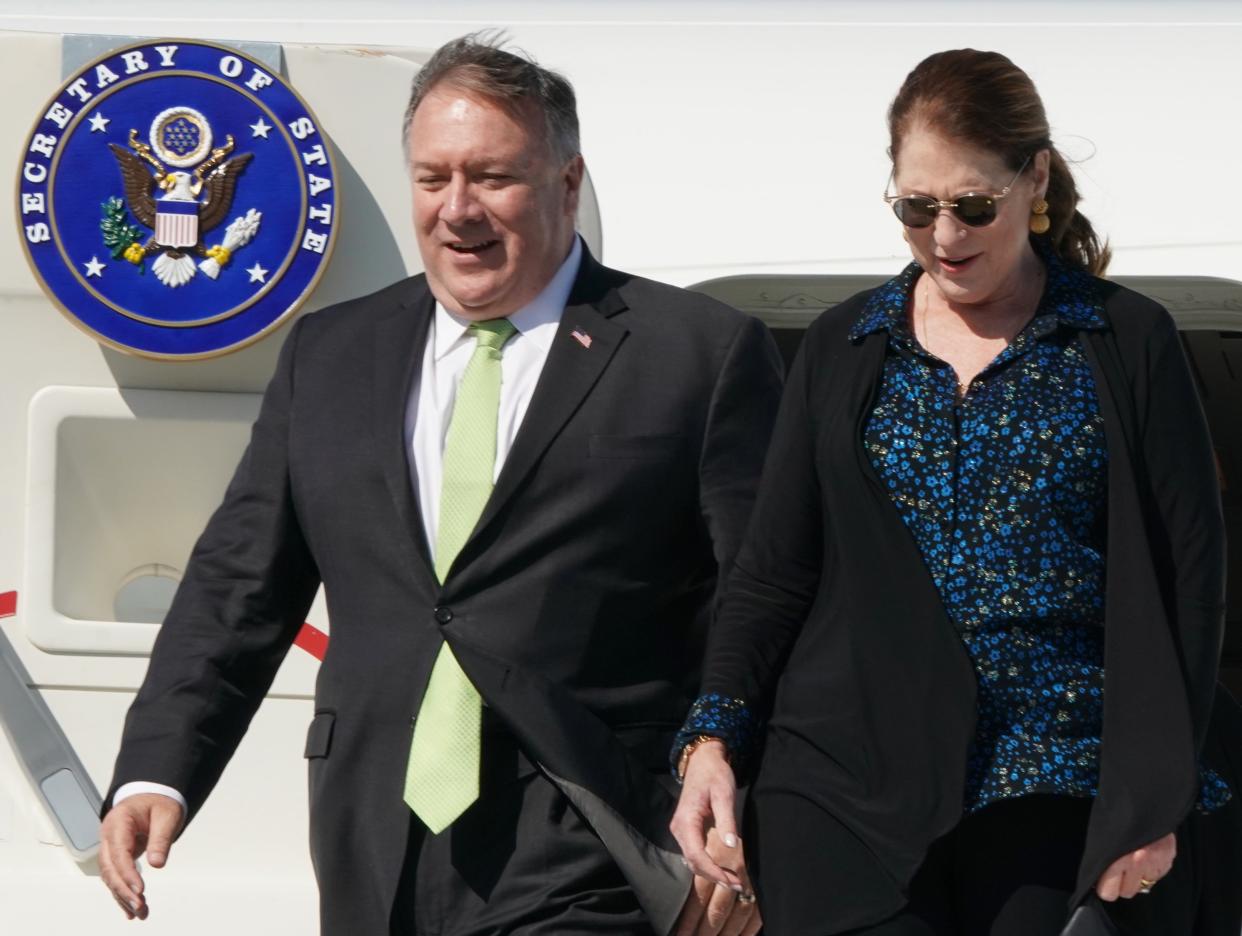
[883,154,1031,229]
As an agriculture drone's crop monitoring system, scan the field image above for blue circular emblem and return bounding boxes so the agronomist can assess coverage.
[16,40,338,359]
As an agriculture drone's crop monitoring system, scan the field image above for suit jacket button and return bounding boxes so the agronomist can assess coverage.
[434,606,453,624]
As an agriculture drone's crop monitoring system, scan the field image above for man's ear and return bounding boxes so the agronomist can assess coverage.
[563,154,585,217]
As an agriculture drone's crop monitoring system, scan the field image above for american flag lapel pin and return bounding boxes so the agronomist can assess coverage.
[571,328,593,349]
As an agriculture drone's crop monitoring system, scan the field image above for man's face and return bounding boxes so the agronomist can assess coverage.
[407,85,584,320]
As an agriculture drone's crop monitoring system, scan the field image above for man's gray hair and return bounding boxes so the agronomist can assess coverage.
[402,32,580,165]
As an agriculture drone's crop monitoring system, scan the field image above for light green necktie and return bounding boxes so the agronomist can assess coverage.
[404,318,516,834]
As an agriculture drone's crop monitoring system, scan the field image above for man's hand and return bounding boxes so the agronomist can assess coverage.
[673,827,761,936]
[99,792,184,920]
[1095,832,1176,901]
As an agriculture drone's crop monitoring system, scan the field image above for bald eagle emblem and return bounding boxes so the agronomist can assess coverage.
[105,107,262,287]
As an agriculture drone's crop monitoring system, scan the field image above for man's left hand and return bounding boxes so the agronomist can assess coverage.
[673,827,761,936]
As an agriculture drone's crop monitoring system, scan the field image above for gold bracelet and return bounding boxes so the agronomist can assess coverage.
[677,735,729,781]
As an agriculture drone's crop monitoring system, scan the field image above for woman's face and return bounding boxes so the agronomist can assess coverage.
[892,125,1048,307]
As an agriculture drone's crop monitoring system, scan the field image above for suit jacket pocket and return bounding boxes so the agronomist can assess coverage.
[588,434,684,460]
[304,711,336,759]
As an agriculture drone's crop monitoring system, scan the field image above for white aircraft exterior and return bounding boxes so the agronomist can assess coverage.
[0,2,1239,933]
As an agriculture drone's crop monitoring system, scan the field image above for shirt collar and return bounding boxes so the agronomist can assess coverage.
[847,240,1107,342]
[433,236,584,361]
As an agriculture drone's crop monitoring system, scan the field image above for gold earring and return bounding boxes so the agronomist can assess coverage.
[1030,199,1050,234]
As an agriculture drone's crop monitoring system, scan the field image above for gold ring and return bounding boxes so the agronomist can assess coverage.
[1139,877,1157,891]
[736,891,757,905]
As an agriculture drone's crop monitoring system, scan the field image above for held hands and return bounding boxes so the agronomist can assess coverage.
[99,792,185,920]
[670,740,761,936]
[1095,832,1176,902]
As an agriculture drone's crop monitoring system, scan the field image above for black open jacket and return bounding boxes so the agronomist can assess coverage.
[700,276,1229,931]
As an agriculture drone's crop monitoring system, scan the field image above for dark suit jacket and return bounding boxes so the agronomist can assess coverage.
[107,249,784,935]
[700,278,1230,933]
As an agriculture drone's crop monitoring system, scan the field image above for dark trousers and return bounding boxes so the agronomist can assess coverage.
[850,795,1195,936]
[390,721,657,936]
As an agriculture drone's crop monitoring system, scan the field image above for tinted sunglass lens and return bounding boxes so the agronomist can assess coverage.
[894,197,937,228]
[954,196,996,226]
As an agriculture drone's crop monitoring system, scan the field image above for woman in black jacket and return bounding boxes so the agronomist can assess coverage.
[670,49,1234,936]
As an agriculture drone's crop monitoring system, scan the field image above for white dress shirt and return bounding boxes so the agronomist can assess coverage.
[407,236,581,557]
[112,238,583,813]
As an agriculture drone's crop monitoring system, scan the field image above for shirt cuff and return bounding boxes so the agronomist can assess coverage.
[671,693,760,783]
[112,781,188,817]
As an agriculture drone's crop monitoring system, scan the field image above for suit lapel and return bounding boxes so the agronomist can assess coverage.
[454,255,630,574]
[372,280,437,588]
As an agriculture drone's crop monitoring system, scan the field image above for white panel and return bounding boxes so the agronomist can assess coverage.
[24,387,260,655]
[0,5,1235,285]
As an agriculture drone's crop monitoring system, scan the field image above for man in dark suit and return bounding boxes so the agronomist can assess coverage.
[97,35,781,936]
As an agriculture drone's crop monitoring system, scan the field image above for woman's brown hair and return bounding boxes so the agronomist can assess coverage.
[888,49,1110,275]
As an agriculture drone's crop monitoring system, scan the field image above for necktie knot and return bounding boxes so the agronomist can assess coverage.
[470,318,517,354]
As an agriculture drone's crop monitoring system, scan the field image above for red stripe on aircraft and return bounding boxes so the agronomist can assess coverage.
[0,589,326,657]
[0,591,326,662]
[295,622,328,661]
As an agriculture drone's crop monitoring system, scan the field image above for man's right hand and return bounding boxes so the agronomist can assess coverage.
[99,792,184,920]
[672,826,761,936]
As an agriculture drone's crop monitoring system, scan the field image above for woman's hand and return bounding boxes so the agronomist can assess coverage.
[669,740,746,891]
[1095,832,1176,901]
[670,739,761,935]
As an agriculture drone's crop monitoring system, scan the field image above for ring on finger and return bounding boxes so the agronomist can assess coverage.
[737,890,757,904]
[1138,876,1157,894]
